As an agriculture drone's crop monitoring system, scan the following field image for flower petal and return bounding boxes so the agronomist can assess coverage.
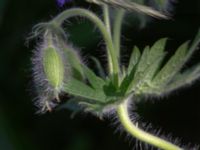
[57,0,72,7]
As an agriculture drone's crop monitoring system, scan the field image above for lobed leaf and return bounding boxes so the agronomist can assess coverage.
[149,38,167,58]
[152,42,189,87]
[137,53,166,93]
[164,63,200,93]
[82,65,106,90]
[126,38,167,93]
[132,46,150,77]
[63,78,106,102]
[127,46,141,75]
[120,46,148,95]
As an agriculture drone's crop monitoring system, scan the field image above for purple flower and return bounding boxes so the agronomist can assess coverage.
[57,0,72,7]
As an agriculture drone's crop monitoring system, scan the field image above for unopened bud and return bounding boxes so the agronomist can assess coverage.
[32,30,71,113]
[42,46,65,91]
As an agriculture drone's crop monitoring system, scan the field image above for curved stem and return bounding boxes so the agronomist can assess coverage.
[50,8,119,85]
[113,9,125,59]
[103,5,111,35]
[117,99,182,150]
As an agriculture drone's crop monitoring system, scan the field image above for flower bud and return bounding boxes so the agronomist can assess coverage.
[32,31,70,113]
[42,46,65,92]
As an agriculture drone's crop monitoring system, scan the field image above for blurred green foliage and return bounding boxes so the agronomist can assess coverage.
[1,0,200,150]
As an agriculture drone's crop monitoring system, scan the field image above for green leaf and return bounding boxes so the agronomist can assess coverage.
[127,39,167,93]
[143,64,200,96]
[82,65,106,90]
[63,78,106,102]
[127,39,167,91]
[127,46,141,75]
[65,47,85,80]
[90,56,106,78]
[120,70,135,95]
[121,46,150,94]
[149,38,167,57]
[137,53,166,93]
[152,41,189,87]
[164,63,200,93]
[144,53,166,80]
[133,46,150,77]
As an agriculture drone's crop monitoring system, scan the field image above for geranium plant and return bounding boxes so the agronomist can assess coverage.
[30,0,200,149]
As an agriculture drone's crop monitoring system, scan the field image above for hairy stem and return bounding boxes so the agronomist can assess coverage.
[117,99,182,150]
[102,4,118,84]
[50,8,119,85]
[113,9,125,59]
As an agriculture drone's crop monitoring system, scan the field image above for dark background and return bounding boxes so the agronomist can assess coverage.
[0,0,200,150]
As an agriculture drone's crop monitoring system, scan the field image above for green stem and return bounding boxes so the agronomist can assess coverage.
[103,5,111,35]
[102,5,116,84]
[113,9,125,59]
[117,99,182,150]
[50,8,119,84]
